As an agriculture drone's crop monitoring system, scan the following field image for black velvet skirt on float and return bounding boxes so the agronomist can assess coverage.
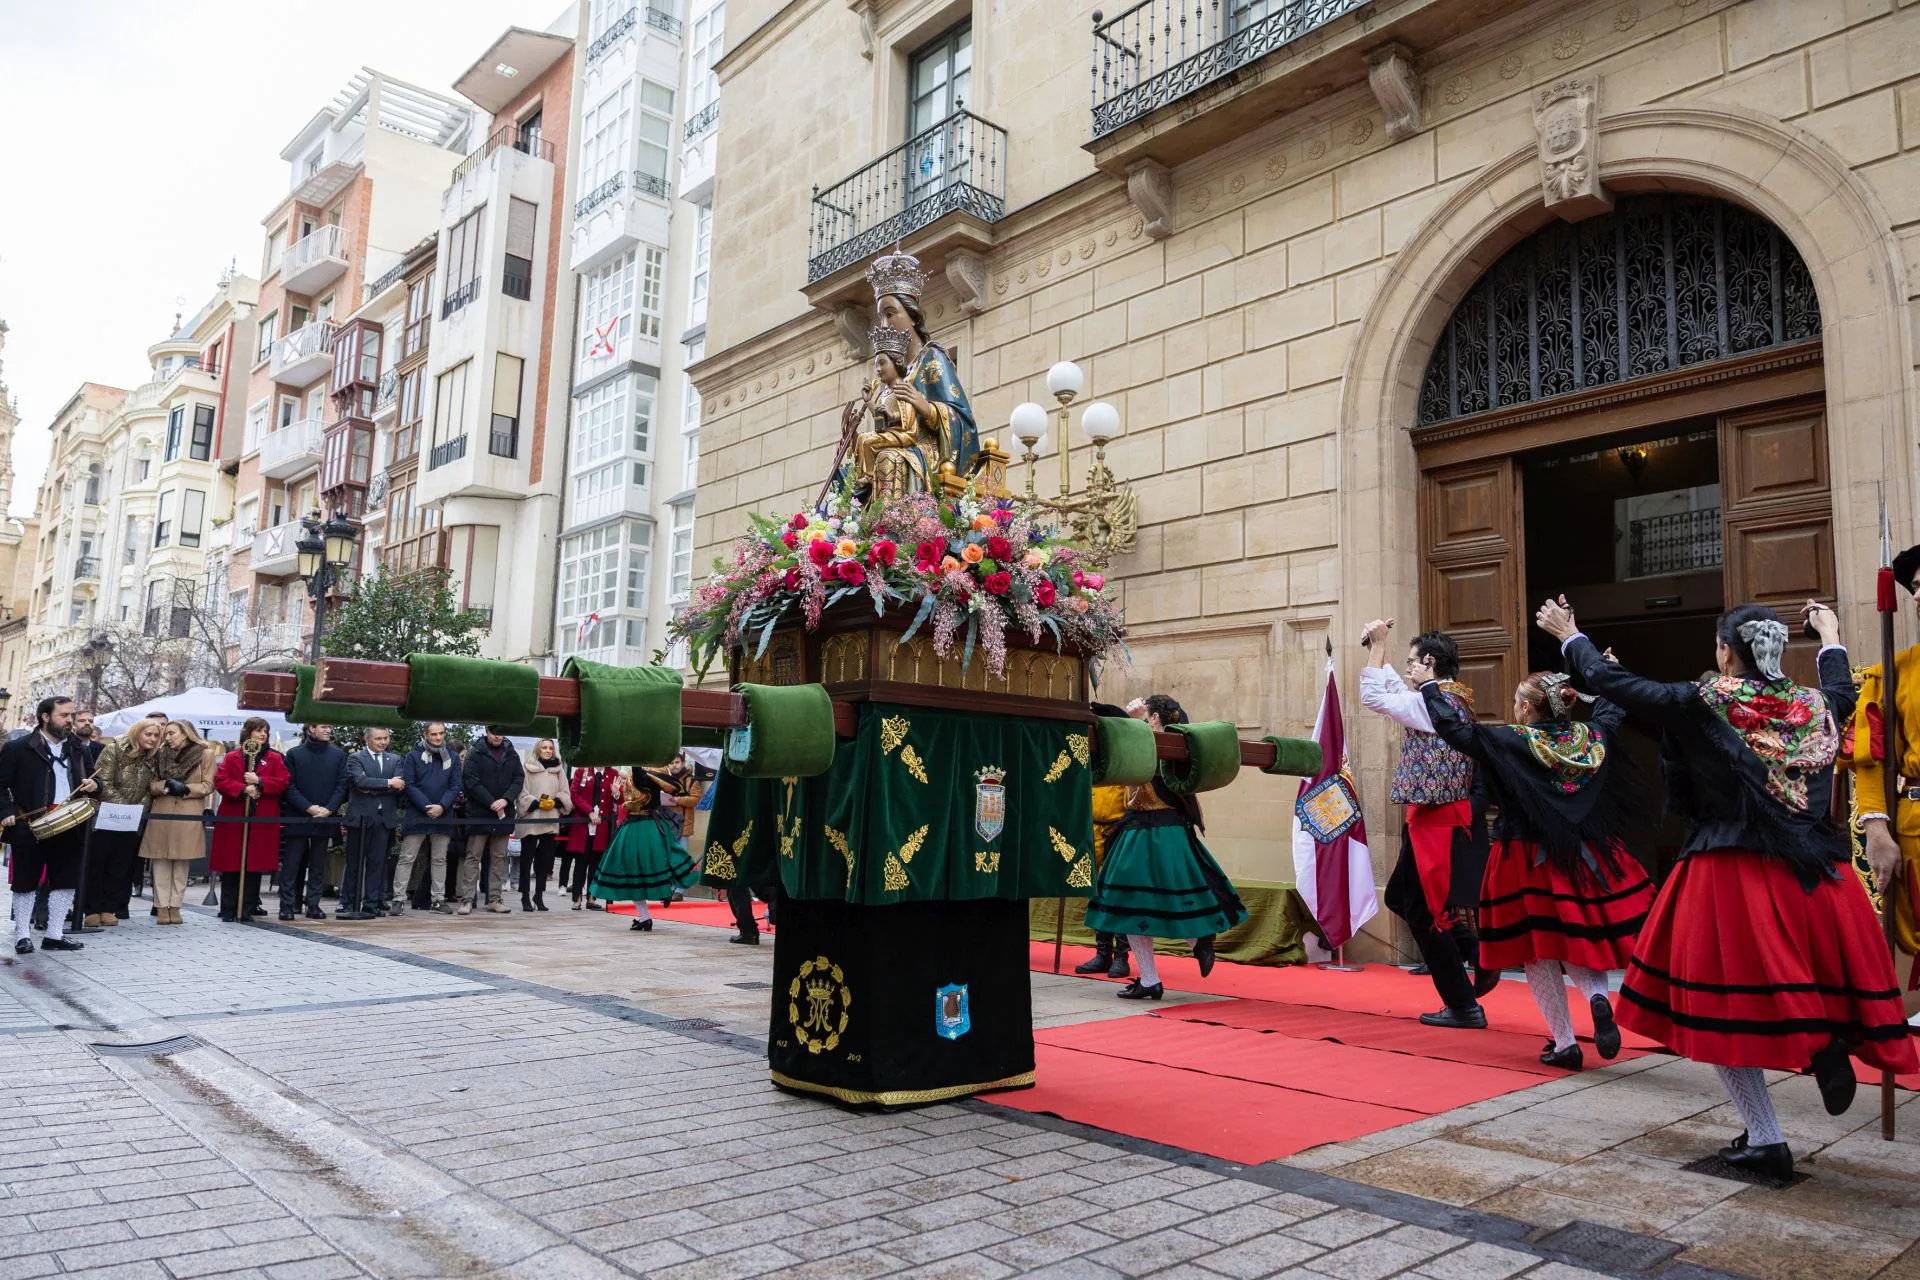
[589,814,698,902]
[1084,809,1246,940]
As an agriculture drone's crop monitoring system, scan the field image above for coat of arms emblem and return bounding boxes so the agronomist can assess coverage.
[974,765,1006,841]
[935,983,971,1040]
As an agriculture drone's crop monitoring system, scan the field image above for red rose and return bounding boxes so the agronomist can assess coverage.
[915,539,943,566]
[984,571,1012,596]
[789,513,809,530]
[783,568,800,591]
[1782,698,1814,727]
[839,560,867,587]
[1071,570,1086,587]
[986,535,1012,562]
[807,539,833,567]
[781,530,799,549]
[868,540,898,567]
[1033,580,1057,607]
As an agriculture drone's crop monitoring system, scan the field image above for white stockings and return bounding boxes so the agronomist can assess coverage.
[1128,935,1161,987]
[1523,960,1614,1050]
[1713,1065,1784,1146]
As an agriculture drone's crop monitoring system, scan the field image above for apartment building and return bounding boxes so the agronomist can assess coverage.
[412,20,579,663]
[351,235,438,574]
[226,71,474,663]
[550,0,702,670]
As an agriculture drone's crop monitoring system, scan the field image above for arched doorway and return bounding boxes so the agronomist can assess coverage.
[1412,192,1829,708]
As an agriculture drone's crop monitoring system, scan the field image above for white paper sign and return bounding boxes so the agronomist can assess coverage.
[94,802,144,833]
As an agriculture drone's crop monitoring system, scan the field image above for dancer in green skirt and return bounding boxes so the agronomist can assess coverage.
[1084,694,1247,999]
[590,767,699,932]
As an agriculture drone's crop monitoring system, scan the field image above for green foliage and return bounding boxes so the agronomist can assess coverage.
[319,568,489,754]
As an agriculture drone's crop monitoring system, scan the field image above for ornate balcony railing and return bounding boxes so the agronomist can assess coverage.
[588,7,637,61]
[72,557,100,581]
[1629,508,1723,578]
[363,258,408,301]
[633,169,670,201]
[807,107,1006,284]
[376,367,399,410]
[429,435,469,470]
[684,100,719,145]
[646,6,682,36]
[575,171,626,219]
[1090,0,1370,138]
[450,123,556,187]
[440,278,480,320]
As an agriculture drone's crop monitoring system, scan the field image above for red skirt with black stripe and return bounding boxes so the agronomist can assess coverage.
[1478,839,1654,971]
[1618,848,1918,1073]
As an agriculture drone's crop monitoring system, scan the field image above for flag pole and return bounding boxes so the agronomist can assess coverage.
[1876,490,1900,1141]
[1314,637,1366,973]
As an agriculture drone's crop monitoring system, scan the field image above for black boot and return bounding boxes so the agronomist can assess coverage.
[1590,993,1622,1060]
[522,893,534,912]
[532,892,548,911]
[1810,1039,1857,1116]
[1074,948,1114,975]
[1108,939,1131,979]
[1193,935,1217,979]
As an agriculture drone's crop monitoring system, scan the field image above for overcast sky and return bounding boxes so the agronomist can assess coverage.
[0,0,554,518]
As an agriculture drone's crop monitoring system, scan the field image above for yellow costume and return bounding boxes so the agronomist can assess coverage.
[1844,649,1920,957]
[1090,784,1128,864]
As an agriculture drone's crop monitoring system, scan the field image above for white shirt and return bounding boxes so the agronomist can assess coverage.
[1358,663,1435,734]
[42,733,72,806]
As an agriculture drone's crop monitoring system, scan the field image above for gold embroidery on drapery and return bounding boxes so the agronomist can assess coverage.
[900,745,929,783]
[883,856,910,891]
[1066,734,1091,768]
[974,851,1001,873]
[1049,827,1078,862]
[1043,750,1072,783]
[1067,855,1093,888]
[705,841,735,880]
[897,825,929,864]
[880,715,911,754]
[825,826,853,880]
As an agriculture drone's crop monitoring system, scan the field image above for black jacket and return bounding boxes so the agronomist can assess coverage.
[1563,634,1855,883]
[281,739,348,835]
[0,731,91,847]
[461,741,524,836]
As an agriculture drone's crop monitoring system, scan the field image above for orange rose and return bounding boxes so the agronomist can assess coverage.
[836,539,859,559]
[961,543,985,564]
[971,514,995,531]
[941,555,962,574]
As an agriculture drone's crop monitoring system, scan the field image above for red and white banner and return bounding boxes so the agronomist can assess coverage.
[1290,657,1378,951]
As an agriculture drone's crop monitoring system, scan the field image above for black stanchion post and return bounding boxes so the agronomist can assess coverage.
[67,816,102,934]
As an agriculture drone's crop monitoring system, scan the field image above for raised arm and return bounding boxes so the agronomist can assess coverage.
[1417,679,1493,761]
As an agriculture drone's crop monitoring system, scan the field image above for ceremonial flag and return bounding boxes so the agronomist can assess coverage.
[1290,657,1377,951]
[576,612,602,647]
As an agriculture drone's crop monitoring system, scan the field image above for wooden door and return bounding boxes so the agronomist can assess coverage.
[1718,399,1836,685]
[1420,458,1526,718]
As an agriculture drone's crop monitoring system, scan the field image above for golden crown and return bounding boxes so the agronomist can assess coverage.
[866,245,927,302]
[868,325,912,363]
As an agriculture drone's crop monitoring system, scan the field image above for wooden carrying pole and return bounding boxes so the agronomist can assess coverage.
[1880,588,1901,1143]
[236,661,1299,770]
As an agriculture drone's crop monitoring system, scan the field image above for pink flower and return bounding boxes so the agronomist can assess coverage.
[984,571,1012,596]
[781,530,799,549]
[807,539,834,567]
[1084,573,1104,591]
[1071,570,1086,587]
[994,507,1015,527]
[789,513,809,530]
[986,535,1012,562]
[1068,596,1090,614]
[1033,580,1057,607]
[868,540,898,567]
[839,560,867,587]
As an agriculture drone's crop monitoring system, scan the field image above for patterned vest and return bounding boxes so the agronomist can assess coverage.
[1391,683,1476,805]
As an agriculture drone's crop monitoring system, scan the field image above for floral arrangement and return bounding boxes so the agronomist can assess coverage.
[671,485,1126,680]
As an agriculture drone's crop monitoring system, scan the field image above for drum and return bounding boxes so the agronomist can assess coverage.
[29,794,94,841]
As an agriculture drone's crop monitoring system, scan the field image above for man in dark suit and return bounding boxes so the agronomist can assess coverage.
[340,727,404,917]
[459,727,523,915]
[0,696,100,952]
[394,722,461,914]
[280,724,347,920]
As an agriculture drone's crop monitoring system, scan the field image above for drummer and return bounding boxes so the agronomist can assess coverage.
[0,696,101,953]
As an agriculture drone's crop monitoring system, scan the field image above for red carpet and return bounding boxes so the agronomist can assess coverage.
[608,898,773,931]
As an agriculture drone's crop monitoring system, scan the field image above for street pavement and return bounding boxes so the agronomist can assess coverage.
[0,887,1912,1280]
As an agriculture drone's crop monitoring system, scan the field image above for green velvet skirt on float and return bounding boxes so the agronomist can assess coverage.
[1084,809,1248,939]
[591,815,699,902]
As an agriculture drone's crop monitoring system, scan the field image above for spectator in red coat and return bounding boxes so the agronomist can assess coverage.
[212,718,290,921]
[564,766,622,910]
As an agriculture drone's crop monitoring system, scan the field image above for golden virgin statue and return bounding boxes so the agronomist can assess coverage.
[847,324,952,502]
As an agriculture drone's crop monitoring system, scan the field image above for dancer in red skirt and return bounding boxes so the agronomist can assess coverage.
[1419,664,1654,1070]
[1542,595,1917,1181]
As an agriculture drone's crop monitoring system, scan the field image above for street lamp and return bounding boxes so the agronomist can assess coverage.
[80,634,113,712]
[0,687,12,725]
[1006,366,1138,563]
[298,509,359,664]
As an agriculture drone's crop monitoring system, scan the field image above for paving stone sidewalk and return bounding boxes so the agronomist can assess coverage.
[0,892,1907,1279]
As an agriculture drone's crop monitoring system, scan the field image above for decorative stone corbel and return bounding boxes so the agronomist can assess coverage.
[1365,43,1421,142]
[1125,160,1174,241]
[1532,78,1613,220]
[835,303,874,358]
[848,0,877,59]
[945,249,989,316]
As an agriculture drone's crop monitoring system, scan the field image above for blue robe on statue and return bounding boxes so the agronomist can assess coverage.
[910,343,979,476]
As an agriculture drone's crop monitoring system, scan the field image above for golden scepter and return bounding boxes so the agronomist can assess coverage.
[233,737,263,923]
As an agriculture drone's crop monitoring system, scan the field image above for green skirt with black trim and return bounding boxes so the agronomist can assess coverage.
[591,816,699,902]
[1084,811,1247,939]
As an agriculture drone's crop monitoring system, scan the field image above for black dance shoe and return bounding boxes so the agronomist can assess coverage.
[1718,1140,1794,1182]
[1590,993,1622,1060]
[729,932,760,945]
[1193,935,1217,979]
[14,938,32,956]
[630,918,652,932]
[1074,952,1113,974]
[1418,1004,1487,1030]
[1810,1039,1857,1116]
[40,937,84,951]
[1117,980,1164,1001]
[1540,1042,1585,1070]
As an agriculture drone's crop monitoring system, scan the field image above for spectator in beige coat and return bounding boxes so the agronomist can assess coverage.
[142,721,216,924]
[517,740,573,912]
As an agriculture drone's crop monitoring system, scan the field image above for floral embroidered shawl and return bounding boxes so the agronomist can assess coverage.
[1517,721,1606,795]
[1696,676,1838,812]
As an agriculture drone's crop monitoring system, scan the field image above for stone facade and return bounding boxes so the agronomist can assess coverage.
[693,0,1920,957]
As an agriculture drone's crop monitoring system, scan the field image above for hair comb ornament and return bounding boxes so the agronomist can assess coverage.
[1737,619,1790,681]
[1535,672,1579,718]
[866,245,928,302]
